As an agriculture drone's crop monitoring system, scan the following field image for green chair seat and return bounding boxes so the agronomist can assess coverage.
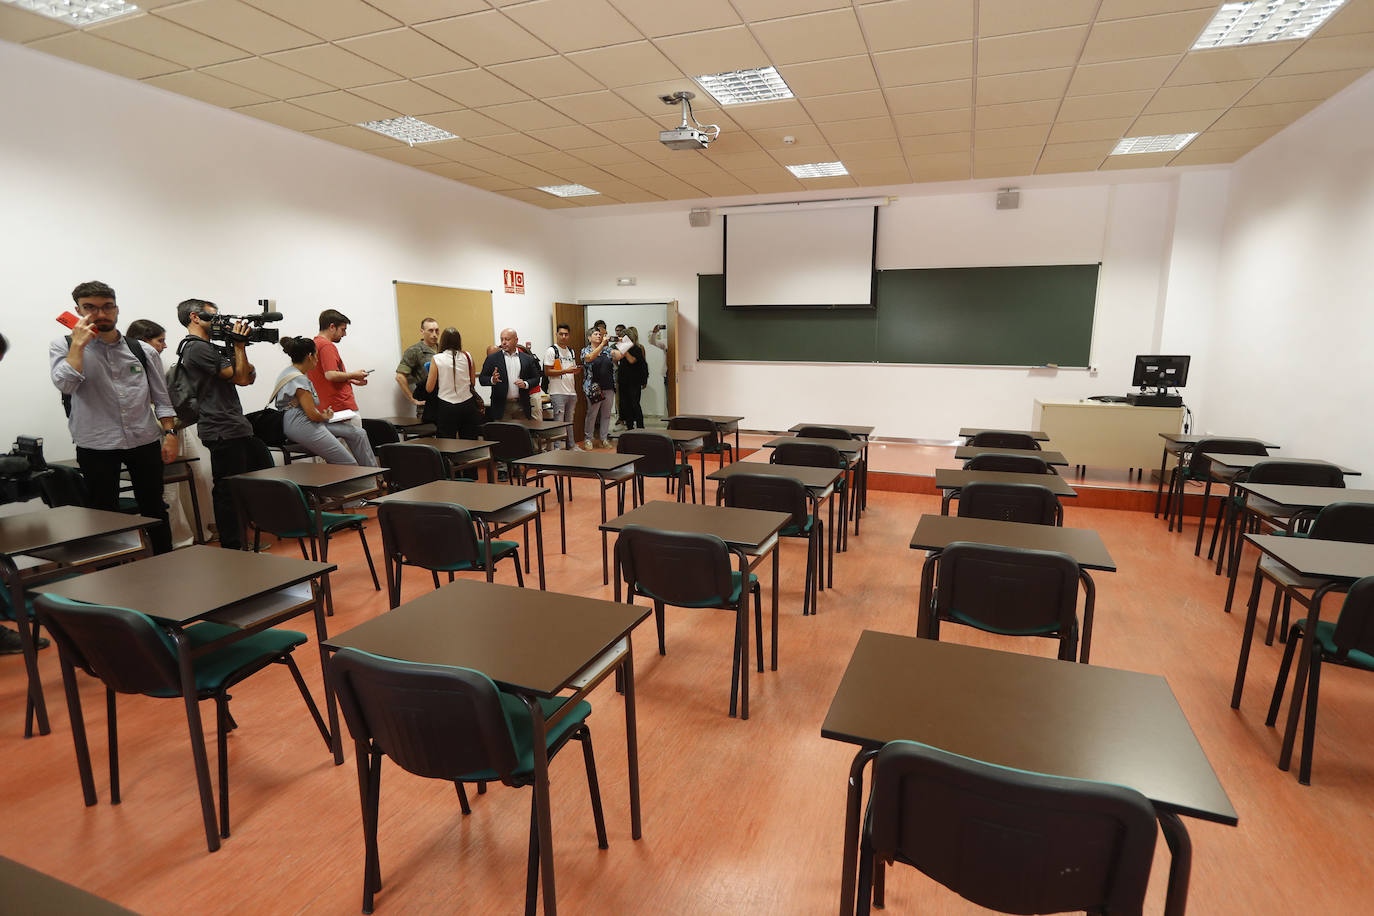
[948,610,1061,637]
[780,514,818,537]
[637,570,757,608]
[422,539,519,572]
[460,694,592,782]
[145,621,308,697]
[1302,619,1374,670]
[640,464,691,479]
[269,510,367,540]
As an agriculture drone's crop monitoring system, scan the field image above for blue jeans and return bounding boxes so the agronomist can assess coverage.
[549,393,576,447]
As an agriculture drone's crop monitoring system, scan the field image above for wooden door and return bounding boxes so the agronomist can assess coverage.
[553,302,587,442]
[664,299,679,416]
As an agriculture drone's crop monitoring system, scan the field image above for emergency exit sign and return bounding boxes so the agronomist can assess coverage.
[503,270,525,295]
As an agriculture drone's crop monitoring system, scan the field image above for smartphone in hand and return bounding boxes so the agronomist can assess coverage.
[57,311,79,329]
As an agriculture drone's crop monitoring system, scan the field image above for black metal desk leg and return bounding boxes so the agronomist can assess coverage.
[534,510,546,591]
[4,557,51,737]
[622,636,642,839]
[1154,446,1169,517]
[171,629,221,851]
[771,545,780,671]
[1230,561,1266,708]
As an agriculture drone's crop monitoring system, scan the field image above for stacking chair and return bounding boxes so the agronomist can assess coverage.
[722,473,823,618]
[1266,575,1374,785]
[375,443,446,493]
[796,426,866,528]
[329,648,607,914]
[34,465,139,512]
[667,416,733,472]
[926,541,1088,662]
[361,418,401,451]
[962,453,1055,475]
[1164,437,1266,544]
[481,421,543,486]
[957,481,1062,526]
[34,594,329,853]
[230,477,380,611]
[966,431,1040,450]
[773,440,852,552]
[377,501,522,606]
[618,431,695,504]
[616,526,763,718]
[855,740,1167,916]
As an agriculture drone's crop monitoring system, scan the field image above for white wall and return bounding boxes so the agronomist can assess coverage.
[1202,71,1374,475]
[0,39,570,459]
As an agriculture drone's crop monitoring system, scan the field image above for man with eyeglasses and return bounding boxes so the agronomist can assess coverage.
[49,280,178,554]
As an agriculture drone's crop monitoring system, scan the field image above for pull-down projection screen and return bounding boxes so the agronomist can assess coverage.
[724,205,877,308]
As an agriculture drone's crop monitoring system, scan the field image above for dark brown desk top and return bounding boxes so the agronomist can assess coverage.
[231,463,386,489]
[514,450,639,473]
[1203,453,1360,475]
[934,468,1078,498]
[1235,483,1374,510]
[1245,534,1374,581]
[706,461,843,491]
[601,500,789,550]
[821,631,1236,825]
[954,445,1069,466]
[909,514,1115,571]
[959,427,1050,441]
[760,436,861,457]
[1160,433,1279,448]
[402,437,492,456]
[324,578,649,697]
[55,455,200,468]
[610,429,706,445]
[33,545,333,624]
[501,418,572,434]
[377,415,424,427]
[788,423,874,438]
[667,414,743,427]
[0,506,157,558]
[371,480,546,514]
[0,856,141,915]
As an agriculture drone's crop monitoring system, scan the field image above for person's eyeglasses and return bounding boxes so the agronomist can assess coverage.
[83,304,119,314]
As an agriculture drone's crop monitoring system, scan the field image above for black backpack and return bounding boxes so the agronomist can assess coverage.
[166,337,209,428]
[60,334,152,418]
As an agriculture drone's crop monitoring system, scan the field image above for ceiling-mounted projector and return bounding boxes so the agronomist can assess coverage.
[659,91,719,151]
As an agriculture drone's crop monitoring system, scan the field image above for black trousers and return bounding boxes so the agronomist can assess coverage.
[76,441,171,554]
[618,383,644,429]
[202,435,273,550]
[435,396,483,441]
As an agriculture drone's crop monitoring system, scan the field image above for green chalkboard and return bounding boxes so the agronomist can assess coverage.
[698,264,1099,366]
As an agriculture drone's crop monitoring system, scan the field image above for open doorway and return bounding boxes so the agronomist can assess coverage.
[583,303,671,424]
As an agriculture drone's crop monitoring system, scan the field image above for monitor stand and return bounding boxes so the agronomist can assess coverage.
[1127,388,1183,407]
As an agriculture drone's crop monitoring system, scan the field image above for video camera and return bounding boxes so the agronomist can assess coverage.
[200,299,282,345]
[0,435,46,504]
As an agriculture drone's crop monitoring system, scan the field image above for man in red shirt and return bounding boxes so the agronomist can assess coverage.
[309,308,369,426]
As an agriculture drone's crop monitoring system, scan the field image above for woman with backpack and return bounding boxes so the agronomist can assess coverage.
[425,327,484,440]
[273,336,376,466]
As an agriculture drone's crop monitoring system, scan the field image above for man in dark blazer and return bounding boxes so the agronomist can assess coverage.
[479,327,542,421]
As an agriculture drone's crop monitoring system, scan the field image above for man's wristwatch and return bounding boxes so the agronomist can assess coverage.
[162,429,177,438]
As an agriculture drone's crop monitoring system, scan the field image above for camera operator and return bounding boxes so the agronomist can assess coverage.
[49,281,177,555]
[175,298,273,550]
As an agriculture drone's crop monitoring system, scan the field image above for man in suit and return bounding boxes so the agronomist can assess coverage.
[479,327,541,421]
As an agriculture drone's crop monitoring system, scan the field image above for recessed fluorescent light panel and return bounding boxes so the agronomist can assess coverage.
[786,162,849,178]
[1193,0,1348,49]
[1111,134,1198,155]
[695,67,794,105]
[5,0,138,25]
[537,184,600,198]
[358,116,456,145]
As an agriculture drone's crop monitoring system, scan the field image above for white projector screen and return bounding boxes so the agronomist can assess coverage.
[724,206,877,308]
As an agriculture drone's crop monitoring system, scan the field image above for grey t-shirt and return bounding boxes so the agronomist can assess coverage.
[272,369,313,421]
[177,336,253,442]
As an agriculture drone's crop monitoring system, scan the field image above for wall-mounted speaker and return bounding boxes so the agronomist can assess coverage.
[995,188,1020,210]
[688,208,711,227]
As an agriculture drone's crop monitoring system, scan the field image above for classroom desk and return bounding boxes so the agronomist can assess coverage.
[54,454,207,545]
[376,416,437,440]
[402,437,496,482]
[824,630,1237,916]
[34,546,338,848]
[788,424,874,511]
[909,514,1115,663]
[1153,434,1280,519]
[502,417,573,451]
[667,414,743,457]
[610,429,707,503]
[760,436,863,545]
[370,479,549,591]
[1,505,156,737]
[1034,400,1184,476]
[512,450,638,585]
[933,468,1077,516]
[601,500,790,715]
[1229,535,1374,783]
[0,855,140,915]
[958,427,1049,441]
[953,445,1069,466]
[323,578,649,915]
[707,461,844,607]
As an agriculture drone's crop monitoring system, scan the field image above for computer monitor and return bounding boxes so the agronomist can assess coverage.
[1131,354,1190,391]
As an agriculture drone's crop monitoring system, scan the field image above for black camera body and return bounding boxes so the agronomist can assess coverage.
[203,300,282,345]
[0,436,46,504]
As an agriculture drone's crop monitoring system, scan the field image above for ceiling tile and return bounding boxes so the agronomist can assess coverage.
[1209,99,1317,131]
[653,151,725,174]
[352,80,463,115]
[479,100,577,131]
[604,159,671,179]
[1273,32,1374,76]
[973,143,1041,164]
[369,146,447,166]
[417,11,554,66]
[974,124,1050,148]
[336,28,473,78]
[1169,145,1250,166]
[874,42,973,87]
[528,124,613,148]
[418,69,530,107]
[899,131,971,155]
[461,173,522,191]
[499,189,576,209]
[976,67,1072,105]
[267,44,400,89]
[749,124,827,147]
[623,138,692,161]
[905,151,971,181]
[1143,79,1256,113]
[568,41,683,88]
[548,90,643,122]
[489,56,604,98]
[426,138,506,162]
[616,80,721,117]
[1066,56,1179,95]
[1321,0,1374,36]
[633,175,710,199]
[1035,155,1107,173]
[1047,116,1135,142]
[857,0,975,53]
[234,100,341,131]
[241,0,400,40]
[1128,109,1224,134]
[973,160,1036,178]
[306,124,401,151]
[1239,69,1368,105]
[155,0,315,55]
[883,79,973,113]
[1096,1,1217,20]
[89,13,246,68]
[683,173,754,196]
[1189,125,1281,150]
[845,158,912,184]
[712,150,782,170]
[733,167,805,191]
[830,137,904,158]
[203,57,334,98]
[977,0,1097,37]
[702,129,762,153]
[894,107,972,135]
[0,4,70,42]
[143,69,271,107]
[819,117,896,143]
[975,98,1059,129]
[360,1,489,26]
[290,90,399,123]
[426,109,514,138]
[574,144,645,165]
[780,55,879,97]
[418,161,494,180]
[1040,139,1116,160]
[505,0,642,53]
[977,26,1088,76]
[802,90,890,122]
[752,9,866,64]
[1080,9,1214,64]
[654,26,771,76]
[584,115,667,142]
[1165,44,1295,86]
[25,32,180,79]
[722,99,812,128]
[1098,150,1176,169]
[1057,89,1154,121]
[793,174,858,189]
[475,133,558,156]
[606,0,740,37]
[553,166,618,184]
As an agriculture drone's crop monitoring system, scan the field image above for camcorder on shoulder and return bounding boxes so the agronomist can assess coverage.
[199,299,282,345]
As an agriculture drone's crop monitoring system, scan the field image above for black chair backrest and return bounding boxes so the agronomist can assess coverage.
[230,476,314,537]
[35,595,181,696]
[1331,576,1374,661]
[868,740,1157,915]
[967,431,1039,450]
[667,417,721,451]
[329,648,521,784]
[795,425,854,442]
[377,501,482,572]
[1309,502,1374,543]
[957,482,1060,525]
[376,443,446,492]
[617,431,677,475]
[773,441,846,470]
[481,422,537,463]
[1187,438,1268,475]
[721,474,809,531]
[963,453,1052,475]
[35,466,91,508]
[362,418,401,449]
[617,526,734,607]
[934,542,1079,642]
[1247,460,1345,488]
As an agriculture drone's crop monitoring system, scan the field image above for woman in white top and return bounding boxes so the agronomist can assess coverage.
[274,336,377,466]
[426,327,484,439]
